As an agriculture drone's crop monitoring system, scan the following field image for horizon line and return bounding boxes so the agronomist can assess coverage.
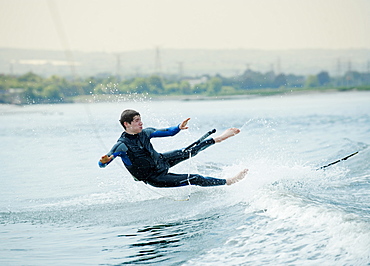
[1,47,370,54]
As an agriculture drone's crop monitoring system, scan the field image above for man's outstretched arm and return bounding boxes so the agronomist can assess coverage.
[149,118,190,138]
[98,142,131,168]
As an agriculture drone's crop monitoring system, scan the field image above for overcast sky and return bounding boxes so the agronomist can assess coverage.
[1,0,370,53]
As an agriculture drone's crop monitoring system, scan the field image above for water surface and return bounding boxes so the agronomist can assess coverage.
[1,91,370,265]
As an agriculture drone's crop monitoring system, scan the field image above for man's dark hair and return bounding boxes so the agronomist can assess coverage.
[119,109,140,129]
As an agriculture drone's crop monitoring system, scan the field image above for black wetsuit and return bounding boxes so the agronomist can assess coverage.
[99,125,226,187]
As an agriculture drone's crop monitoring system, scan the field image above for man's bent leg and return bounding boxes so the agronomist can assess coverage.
[146,173,226,188]
[162,138,215,168]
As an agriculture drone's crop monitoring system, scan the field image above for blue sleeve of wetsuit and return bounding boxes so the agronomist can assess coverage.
[98,142,132,168]
[98,151,132,168]
[149,125,181,138]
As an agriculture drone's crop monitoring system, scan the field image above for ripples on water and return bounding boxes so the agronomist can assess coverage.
[1,91,370,265]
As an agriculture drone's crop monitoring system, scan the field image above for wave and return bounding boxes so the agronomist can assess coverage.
[184,189,370,265]
[182,157,370,265]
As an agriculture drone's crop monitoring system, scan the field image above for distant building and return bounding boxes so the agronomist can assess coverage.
[184,76,209,88]
[3,88,25,105]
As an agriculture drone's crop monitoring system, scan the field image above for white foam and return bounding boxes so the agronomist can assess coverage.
[185,189,370,265]
[183,160,370,265]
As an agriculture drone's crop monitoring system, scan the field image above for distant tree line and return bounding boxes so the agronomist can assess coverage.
[1,69,370,104]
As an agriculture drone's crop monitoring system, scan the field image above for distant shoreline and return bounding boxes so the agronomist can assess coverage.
[0,88,369,107]
[71,87,369,103]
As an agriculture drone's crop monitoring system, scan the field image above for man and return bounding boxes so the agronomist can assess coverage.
[99,109,247,187]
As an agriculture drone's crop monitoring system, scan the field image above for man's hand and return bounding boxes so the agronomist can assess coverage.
[179,118,190,130]
[100,155,114,164]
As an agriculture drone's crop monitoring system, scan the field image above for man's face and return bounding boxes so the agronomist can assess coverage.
[125,115,143,134]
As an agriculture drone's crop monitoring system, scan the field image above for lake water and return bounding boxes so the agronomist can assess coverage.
[1,91,370,265]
